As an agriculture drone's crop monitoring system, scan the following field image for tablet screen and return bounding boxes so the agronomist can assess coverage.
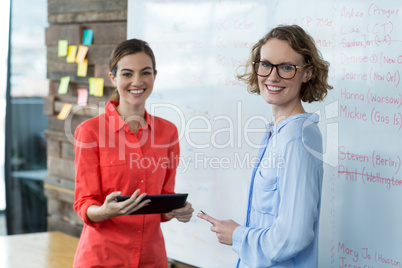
[115,193,188,215]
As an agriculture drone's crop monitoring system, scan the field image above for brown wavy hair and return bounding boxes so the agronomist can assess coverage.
[237,25,332,103]
[108,39,156,101]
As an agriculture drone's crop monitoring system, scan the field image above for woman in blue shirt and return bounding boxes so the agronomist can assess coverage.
[198,25,333,267]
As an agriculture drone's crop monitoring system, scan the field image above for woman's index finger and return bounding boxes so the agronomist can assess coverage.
[197,211,218,225]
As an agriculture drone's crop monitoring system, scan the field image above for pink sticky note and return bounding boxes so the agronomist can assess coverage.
[77,88,89,106]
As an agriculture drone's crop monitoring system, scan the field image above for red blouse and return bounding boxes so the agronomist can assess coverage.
[73,101,180,268]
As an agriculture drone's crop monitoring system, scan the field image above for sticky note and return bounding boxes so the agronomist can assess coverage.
[75,45,89,63]
[58,40,68,57]
[82,29,94,45]
[89,78,104,97]
[57,103,73,120]
[66,45,78,63]
[94,78,104,97]
[88,77,96,95]
[77,59,88,77]
[58,76,70,94]
[77,88,89,106]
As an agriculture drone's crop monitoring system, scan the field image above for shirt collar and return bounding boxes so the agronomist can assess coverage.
[267,112,319,135]
[105,101,152,132]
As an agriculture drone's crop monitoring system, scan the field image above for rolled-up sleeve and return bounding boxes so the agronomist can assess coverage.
[232,138,322,267]
[73,124,103,227]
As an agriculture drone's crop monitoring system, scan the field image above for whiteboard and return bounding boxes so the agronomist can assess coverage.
[128,1,402,267]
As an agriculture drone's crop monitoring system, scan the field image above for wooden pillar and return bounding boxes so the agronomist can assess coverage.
[44,0,127,237]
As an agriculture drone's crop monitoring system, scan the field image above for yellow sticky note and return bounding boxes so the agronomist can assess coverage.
[58,40,68,57]
[94,78,104,97]
[77,59,88,77]
[75,45,89,63]
[88,78,104,97]
[58,76,70,94]
[66,45,77,63]
[57,103,73,120]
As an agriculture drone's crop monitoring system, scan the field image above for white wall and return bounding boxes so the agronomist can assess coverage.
[128,1,402,267]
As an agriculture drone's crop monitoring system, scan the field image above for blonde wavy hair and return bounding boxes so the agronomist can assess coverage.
[237,25,333,103]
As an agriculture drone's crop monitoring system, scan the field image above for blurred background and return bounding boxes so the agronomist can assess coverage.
[1,0,48,235]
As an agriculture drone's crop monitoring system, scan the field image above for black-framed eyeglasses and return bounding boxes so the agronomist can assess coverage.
[253,60,311,79]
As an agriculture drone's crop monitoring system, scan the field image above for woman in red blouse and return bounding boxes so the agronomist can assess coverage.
[73,39,194,268]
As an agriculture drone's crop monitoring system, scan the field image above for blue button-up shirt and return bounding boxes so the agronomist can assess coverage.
[232,113,323,268]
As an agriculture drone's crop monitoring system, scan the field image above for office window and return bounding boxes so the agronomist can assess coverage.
[6,0,48,234]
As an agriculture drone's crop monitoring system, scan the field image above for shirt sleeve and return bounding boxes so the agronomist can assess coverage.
[160,126,180,222]
[232,138,322,267]
[73,124,103,227]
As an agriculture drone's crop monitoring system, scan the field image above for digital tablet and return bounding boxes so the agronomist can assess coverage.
[115,193,188,215]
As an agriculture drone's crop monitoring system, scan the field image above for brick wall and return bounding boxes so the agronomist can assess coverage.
[44,0,127,237]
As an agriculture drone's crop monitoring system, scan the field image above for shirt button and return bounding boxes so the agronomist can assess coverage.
[138,230,141,233]
[141,180,144,183]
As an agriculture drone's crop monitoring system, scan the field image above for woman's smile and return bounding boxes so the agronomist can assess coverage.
[266,84,285,93]
[129,88,146,95]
